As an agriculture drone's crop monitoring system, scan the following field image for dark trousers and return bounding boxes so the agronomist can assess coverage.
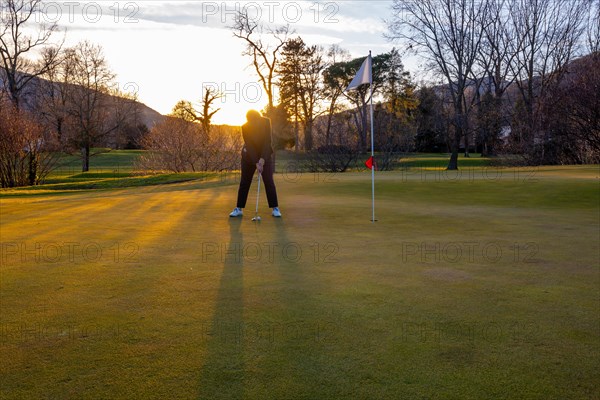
[236,159,279,208]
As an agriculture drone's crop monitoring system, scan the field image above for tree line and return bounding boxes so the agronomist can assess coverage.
[1,0,598,187]
[0,0,245,186]
[0,0,147,187]
[234,0,599,170]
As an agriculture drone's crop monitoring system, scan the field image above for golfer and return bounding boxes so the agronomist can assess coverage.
[229,110,281,218]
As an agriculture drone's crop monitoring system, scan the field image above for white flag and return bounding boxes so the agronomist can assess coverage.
[345,54,372,91]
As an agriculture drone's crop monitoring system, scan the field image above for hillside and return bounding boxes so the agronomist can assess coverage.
[0,71,164,129]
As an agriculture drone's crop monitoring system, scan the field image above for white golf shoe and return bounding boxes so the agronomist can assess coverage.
[272,207,282,217]
[229,207,243,217]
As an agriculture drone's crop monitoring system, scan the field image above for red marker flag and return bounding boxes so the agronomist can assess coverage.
[365,156,376,170]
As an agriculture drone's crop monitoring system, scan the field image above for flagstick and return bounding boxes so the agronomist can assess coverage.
[369,50,376,223]
[344,50,376,222]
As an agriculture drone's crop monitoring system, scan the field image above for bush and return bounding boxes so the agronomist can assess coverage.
[0,102,60,187]
[136,118,241,173]
[303,145,357,173]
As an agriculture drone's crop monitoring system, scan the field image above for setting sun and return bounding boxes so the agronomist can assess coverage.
[20,1,393,125]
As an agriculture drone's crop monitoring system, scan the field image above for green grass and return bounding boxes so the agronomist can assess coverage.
[54,149,143,172]
[397,153,493,168]
[47,149,143,182]
[1,173,225,195]
[44,150,489,186]
[275,150,493,172]
[0,156,598,399]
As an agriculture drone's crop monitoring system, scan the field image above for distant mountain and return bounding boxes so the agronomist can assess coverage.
[0,71,165,129]
[131,98,165,129]
[429,52,599,103]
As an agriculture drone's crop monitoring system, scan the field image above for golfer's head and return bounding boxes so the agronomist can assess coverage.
[246,109,262,123]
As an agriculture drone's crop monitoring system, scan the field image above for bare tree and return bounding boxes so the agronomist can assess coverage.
[36,46,73,144]
[473,0,520,156]
[1,0,62,183]
[0,0,62,109]
[538,53,600,163]
[586,0,600,53]
[509,0,589,161]
[0,97,60,187]
[197,87,223,134]
[63,41,132,172]
[231,10,291,110]
[171,88,223,134]
[387,0,488,169]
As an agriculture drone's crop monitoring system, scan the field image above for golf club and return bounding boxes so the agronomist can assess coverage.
[252,173,261,222]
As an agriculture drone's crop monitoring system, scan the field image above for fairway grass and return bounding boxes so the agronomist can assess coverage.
[0,166,598,399]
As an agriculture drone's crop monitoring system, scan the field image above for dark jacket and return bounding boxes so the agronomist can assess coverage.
[241,116,274,164]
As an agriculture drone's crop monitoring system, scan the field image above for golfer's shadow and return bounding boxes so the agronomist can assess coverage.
[265,217,337,384]
[197,218,245,399]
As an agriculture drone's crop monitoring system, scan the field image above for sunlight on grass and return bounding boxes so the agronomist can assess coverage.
[0,164,598,398]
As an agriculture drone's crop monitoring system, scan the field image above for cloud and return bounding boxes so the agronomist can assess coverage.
[39,1,390,54]
[117,1,387,34]
[27,1,400,123]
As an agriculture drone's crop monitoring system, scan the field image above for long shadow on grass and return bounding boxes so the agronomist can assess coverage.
[196,218,245,399]
[263,220,340,397]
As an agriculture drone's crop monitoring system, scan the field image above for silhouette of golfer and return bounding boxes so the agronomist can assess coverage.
[229,110,281,218]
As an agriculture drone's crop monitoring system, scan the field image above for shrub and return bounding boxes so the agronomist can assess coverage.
[136,118,241,173]
[303,145,357,173]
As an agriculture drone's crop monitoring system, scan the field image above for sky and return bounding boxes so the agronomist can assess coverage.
[30,1,408,125]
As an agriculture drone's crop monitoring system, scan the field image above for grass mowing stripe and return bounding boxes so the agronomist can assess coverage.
[0,165,598,399]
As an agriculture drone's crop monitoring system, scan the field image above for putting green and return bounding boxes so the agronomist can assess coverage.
[1,166,598,399]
